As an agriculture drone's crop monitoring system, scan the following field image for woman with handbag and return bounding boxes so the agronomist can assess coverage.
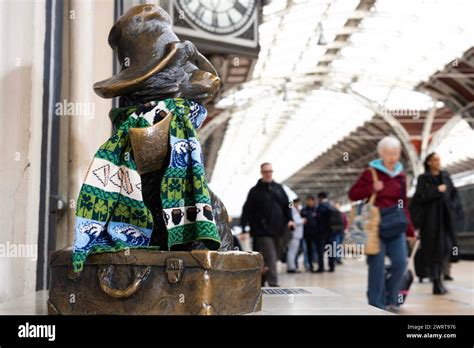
[349,136,415,312]
[411,153,463,295]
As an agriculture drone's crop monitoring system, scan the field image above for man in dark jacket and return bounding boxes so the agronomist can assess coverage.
[315,192,336,272]
[241,163,294,287]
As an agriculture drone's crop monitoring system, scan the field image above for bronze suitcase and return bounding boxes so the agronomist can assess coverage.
[48,248,263,315]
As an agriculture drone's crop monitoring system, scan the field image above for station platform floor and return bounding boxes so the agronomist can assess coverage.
[0,256,471,315]
[275,257,474,315]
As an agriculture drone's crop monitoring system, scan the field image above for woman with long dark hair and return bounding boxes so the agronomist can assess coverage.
[411,153,463,295]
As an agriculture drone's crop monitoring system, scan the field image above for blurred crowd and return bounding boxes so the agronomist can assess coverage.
[239,136,463,312]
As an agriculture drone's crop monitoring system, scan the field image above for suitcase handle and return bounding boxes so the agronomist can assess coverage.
[98,265,151,299]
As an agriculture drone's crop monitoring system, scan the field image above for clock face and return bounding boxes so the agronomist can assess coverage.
[177,0,257,36]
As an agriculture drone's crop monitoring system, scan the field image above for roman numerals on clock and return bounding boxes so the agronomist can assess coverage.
[177,0,256,36]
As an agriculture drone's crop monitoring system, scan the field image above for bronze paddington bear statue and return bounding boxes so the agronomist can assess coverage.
[48,4,263,316]
[70,4,236,273]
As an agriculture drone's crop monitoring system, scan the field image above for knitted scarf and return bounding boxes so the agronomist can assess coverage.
[72,98,221,272]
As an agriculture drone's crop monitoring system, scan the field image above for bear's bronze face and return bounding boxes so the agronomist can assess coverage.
[119,41,220,106]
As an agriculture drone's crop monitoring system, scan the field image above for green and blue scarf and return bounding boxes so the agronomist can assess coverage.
[72,98,221,272]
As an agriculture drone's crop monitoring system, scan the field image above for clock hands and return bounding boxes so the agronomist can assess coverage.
[178,0,255,35]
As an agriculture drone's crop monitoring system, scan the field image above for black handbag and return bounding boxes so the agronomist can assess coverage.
[379,175,408,240]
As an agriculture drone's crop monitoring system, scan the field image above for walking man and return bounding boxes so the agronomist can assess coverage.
[241,163,295,286]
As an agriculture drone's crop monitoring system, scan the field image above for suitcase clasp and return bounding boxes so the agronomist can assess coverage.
[166,258,184,284]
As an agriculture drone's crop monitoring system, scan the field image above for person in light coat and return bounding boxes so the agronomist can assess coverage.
[287,198,305,273]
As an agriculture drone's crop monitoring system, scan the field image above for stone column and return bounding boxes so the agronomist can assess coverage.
[61,0,114,247]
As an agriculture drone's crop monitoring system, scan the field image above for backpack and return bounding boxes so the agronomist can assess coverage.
[328,206,344,233]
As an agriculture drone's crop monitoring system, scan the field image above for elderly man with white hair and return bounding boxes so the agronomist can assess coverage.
[349,136,415,312]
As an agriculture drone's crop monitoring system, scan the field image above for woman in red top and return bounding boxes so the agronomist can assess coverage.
[349,136,415,312]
